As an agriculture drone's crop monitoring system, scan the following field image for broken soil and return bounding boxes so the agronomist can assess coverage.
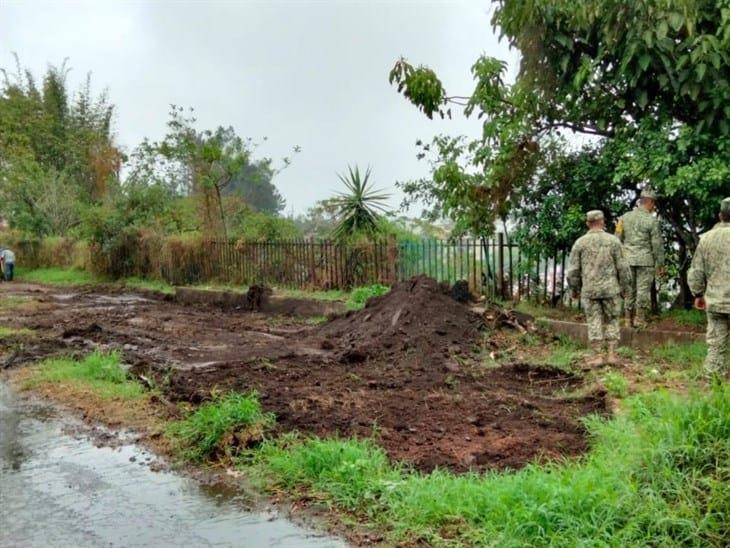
[1,277,606,473]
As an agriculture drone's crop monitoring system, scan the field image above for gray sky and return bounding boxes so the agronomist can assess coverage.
[0,0,518,215]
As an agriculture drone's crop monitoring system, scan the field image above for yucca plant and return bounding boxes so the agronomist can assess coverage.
[332,165,390,240]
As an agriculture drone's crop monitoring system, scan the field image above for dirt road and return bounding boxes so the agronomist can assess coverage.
[0,279,605,472]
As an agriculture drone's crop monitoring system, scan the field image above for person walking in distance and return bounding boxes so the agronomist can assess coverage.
[688,198,730,380]
[0,247,14,281]
[616,188,665,328]
[568,210,632,367]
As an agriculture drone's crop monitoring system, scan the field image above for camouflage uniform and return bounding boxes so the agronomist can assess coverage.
[688,202,730,376]
[568,223,632,344]
[616,204,664,318]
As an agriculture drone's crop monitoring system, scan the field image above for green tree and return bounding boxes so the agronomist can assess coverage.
[129,106,296,238]
[389,0,730,236]
[223,158,286,215]
[331,166,391,241]
[0,56,119,235]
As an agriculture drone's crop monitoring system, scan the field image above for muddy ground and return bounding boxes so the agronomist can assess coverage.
[0,279,606,472]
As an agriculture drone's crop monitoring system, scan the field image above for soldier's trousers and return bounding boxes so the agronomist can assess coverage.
[705,312,729,375]
[626,266,654,313]
[582,297,621,343]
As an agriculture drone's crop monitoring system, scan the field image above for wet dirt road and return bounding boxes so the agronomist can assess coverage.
[0,382,344,548]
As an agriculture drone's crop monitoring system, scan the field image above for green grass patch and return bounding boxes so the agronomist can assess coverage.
[665,308,706,328]
[0,326,34,338]
[16,266,97,286]
[247,387,729,545]
[26,351,144,400]
[602,371,629,398]
[122,276,175,295]
[545,336,584,371]
[346,284,389,310]
[651,342,706,371]
[278,287,349,301]
[168,392,275,462]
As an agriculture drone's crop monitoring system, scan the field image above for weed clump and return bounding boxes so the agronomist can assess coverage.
[169,392,275,462]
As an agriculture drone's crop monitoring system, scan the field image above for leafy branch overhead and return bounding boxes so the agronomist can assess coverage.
[389,0,730,242]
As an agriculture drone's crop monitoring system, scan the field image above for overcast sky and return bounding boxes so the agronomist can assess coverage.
[0,0,518,215]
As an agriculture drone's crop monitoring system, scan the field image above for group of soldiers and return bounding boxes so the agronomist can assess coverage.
[567,191,730,378]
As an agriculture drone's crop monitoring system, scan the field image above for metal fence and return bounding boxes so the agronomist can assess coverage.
[13,235,572,304]
[155,237,570,305]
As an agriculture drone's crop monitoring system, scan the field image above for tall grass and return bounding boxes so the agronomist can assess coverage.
[168,392,275,462]
[248,387,729,546]
[26,351,144,400]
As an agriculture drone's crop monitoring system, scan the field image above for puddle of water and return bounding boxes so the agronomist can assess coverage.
[0,382,345,548]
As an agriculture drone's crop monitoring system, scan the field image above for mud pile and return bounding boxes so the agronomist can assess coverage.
[316,275,484,365]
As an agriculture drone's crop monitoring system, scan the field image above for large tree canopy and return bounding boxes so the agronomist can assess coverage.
[390,0,730,250]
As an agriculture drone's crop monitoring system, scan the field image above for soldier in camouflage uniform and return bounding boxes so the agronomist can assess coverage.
[688,198,730,378]
[616,188,665,328]
[568,210,632,367]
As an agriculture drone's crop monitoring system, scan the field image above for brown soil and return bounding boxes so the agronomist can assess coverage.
[0,277,606,473]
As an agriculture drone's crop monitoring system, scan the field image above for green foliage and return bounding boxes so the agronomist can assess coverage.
[665,308,706,328]
[546,337,584,371]
[168,392,275,462]
[0,57,120,236]
[27,351,144,400]
[252,436,401,512]
[390,1,730,253]
[332,166,391,240]
[17,266,97,285]
[128,106,297,239]
[236,211,302,241]
[347,284,389,310]
[223,159,286,215]
[602,372,629,398]
[494,0,730,136]
[122,276,175,295]
[249,387,730,545]
[651,342,707,373]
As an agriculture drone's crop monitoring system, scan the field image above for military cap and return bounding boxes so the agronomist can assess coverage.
[586,210,604,222]
[721,197,730,215]
[640,187,658,200]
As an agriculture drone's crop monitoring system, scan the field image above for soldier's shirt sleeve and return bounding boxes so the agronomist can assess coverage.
[567,241,582,294]
[688,241,707,296]
[651,218,665,267]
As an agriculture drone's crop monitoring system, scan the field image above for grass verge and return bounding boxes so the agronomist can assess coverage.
[122,276,176,295]
[16,266,98,286]
[24,351,145,400]
[245,387,729,546]
[168,392,275,462]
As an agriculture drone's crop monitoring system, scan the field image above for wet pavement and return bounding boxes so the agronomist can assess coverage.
[0,382,345,548]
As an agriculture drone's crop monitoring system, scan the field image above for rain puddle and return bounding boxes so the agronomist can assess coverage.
[0,382,345,547]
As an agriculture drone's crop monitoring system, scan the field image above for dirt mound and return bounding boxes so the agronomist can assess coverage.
[315,275,484,365]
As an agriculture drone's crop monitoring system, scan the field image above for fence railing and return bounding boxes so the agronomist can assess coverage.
[13,236,573,305]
